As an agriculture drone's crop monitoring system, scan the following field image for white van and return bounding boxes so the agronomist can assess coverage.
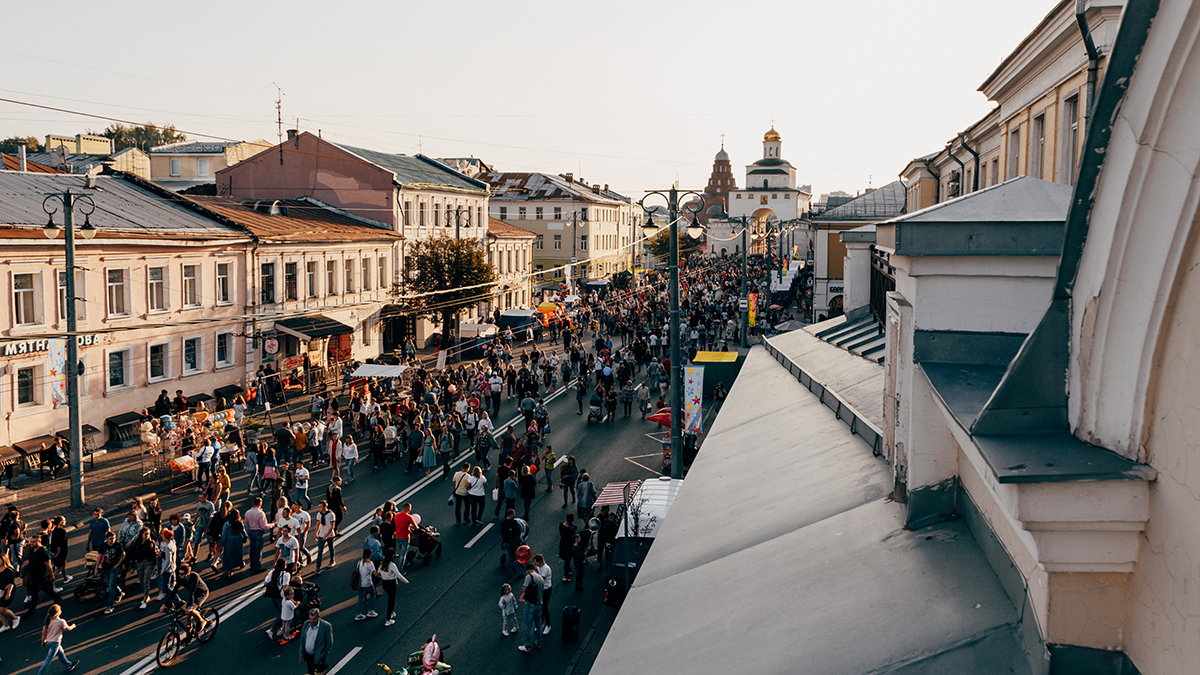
[603,476,683,606]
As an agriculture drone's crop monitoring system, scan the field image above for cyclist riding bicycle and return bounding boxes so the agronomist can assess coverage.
[174,563,210,636]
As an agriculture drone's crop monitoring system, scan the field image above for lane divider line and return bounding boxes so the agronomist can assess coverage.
[464,523,494,549]
[328,645,362,675]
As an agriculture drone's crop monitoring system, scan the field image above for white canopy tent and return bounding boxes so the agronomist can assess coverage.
[350,364,409,378]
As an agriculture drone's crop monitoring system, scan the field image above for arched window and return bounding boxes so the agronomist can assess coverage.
[763,179,769,189]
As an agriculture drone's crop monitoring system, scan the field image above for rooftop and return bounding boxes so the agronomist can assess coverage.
[328,141,488,194]
[485,216,537,238]
[185,195,402,243]
[149,140,245,154]
[1,154,66,174]
[814,179,908,221]
[480,172,629,204]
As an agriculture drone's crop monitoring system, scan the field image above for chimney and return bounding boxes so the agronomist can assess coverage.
[592,185,600,194]
[604,184,609,192]
[565,173,574,184]
[16,140,27,172]
[286,129,298,141]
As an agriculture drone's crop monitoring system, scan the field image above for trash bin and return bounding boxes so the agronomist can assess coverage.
[562,605,581,643]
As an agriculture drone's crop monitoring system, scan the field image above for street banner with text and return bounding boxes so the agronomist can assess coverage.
[684,365,704,435]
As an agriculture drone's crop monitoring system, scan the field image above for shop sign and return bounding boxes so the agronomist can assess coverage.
[4,335,99,356]
[282,355,304,370]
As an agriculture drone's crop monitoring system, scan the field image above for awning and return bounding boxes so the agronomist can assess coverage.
[189,392,214,403]
[14,435,59,455]
[105,411,144,428]
[595,480,642,507]
[380,304,406,320]
[214,384,244,399]
[274,315,354,342]
[55,424,101,441]
[0,446,20,466]
[351,363,408,378]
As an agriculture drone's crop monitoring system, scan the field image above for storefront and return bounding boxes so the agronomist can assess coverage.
[272,315,354,393]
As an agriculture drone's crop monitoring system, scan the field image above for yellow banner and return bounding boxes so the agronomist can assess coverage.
[748,293,757,327]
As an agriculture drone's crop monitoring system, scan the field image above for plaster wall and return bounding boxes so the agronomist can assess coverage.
[911,275,1052,333]
[843,241,871,313]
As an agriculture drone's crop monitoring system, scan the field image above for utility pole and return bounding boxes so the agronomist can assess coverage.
[741,216,749,349]
[667,188,683,480]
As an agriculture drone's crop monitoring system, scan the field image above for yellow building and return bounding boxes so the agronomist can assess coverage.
[150,139,271,192]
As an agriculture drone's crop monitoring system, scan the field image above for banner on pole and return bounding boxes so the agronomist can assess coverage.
[49,338,66,406]
[748,293,758,327]
[436,348,448,371]
[683,365,704,435]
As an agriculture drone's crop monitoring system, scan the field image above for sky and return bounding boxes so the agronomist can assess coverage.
[0,0,1059,200]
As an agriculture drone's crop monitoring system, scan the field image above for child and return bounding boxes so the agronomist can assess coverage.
[499,583,518,637]
[276,586,299,641]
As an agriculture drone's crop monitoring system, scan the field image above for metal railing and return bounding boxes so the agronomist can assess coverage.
[869,247,895,326]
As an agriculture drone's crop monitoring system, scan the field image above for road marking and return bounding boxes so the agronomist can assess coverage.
[327,645,362,675]
[623,453,664,475]
[116,382,576,675]
[464,522,494,548]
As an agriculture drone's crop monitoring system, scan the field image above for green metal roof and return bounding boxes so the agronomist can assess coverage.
[328,142,488,193]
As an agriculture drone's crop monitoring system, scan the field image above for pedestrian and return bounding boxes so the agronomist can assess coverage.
[558,513,577,582]
[353,548,378,621]
[499,510,522,578]
[541,446,556,492]
[519,466,537,521]
[263,559,290,638]
[452,463,473,524]
[503,470,519,517]
[517,563,545,653]
[85,507,110,553]
[326,476,347,532]
[0,552,18,632]
[245,497,269,573]
[97,531,125,614]
[467,467,488,525]
[313,501,337,574]
[293,460,312,509]
[35,604,79,674]
[341,435,359,483]
[379,548,409,627]
[220,510,246,577]
[576,472,597,522]
[572,534,586,593]
[534,553,554,636]
[49,517,70,586]
[392,503,417,572]
[154,529,177,602]
[422,429,437,477]
[22,535,62,620]
[297,608,334,675]
[560,456,579,506]
[128,528,157,610]
[575,379,586,415]
[499,583,519,637]
[276,586,299,641]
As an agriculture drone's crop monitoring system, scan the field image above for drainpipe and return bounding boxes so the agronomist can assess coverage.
[958,133,981,192]
[921,155,941,204]
[1075,0,1100,132]
[16,140,27,172]
[946,143,966,199]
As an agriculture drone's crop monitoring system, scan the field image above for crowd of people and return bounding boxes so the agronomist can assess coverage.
[0,250,797,672]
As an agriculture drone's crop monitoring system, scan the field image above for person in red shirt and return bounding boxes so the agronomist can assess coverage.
[393,503,417,572]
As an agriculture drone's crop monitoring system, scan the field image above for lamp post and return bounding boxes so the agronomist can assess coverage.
[42,189,97,509]
[639,187,704,480]
[739,216,751,349]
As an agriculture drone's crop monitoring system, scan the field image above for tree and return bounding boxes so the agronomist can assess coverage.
[0,136,41,153]
[646,226,703,266]
[90,123,187,152]
[400,236,496,352]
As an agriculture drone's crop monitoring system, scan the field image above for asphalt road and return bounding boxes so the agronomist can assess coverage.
[3,373,680,675]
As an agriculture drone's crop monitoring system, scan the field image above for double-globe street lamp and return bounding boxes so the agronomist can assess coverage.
[42,189,98,508]
[639,187,705,480]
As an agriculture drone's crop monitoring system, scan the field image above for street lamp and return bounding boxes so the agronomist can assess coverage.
[639,186,704,480]
[43,190,97,509]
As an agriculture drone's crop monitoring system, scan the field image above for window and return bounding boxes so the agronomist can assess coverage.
[736,193,742,199]
[57,270,85,321]
[507,250,513,273]
[182,264,199,307]
[580,235,588,251]
[260,263,276,304]
[581,207,588,221]
[785,194,791,199]
[183,337,201,374]
[284,262,298,301]
[149,342,168,381]
[361,258,371,291]
[991,158,1000,186]
[148,266,167,312]
[306,261,318,298]
[216,333,233,367]
[403,202,412,227]
[378,257,387,289]
[518,207,527,220]
[17,366,37,406]
[419,203,427,226]
[1063,95,1080,185]
[107,269,129,317]
[1031,114,1045,180]
[536,264,544,278]
[535,207,543,220]
[499,206,507,220]
[434,204,441,227]
[1007,128,1020,180]
[536,235,543,250]
[477,206,482,226]
[772,193,778,199]
[326,260,337,295]
[345,260,354,293]
[554,207,562,220]
[197,157,209,176]
[362,319,370,346]
[216,262,231,304]
[169,157,181,176]
[108,349,129,389]
[14,272,37,325]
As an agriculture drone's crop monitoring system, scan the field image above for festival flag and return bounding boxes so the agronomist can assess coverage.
[683,365,704,435]
[748,293,758,327]
[49,338,66,406]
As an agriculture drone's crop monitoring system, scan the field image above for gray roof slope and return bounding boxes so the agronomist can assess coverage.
[0,171,243,236]
[592,347,1028,674]
[480,171,629,204]
[884,176,1070,224]
[149,140,241,153]
[328,142,487,193]
[816,178,908,221]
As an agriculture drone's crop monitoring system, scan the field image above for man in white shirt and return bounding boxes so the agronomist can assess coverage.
[292,502,312,549]
[275,505,302,539]
[313,501,337,574]
[275,524,300,567]
[293,461,312,509]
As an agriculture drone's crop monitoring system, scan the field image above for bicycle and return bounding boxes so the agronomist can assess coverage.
[156,605,220,667]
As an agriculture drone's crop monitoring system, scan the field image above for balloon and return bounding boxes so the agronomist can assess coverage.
[516,545,532,563]
[603,367,612,376]
[411,513,421,527]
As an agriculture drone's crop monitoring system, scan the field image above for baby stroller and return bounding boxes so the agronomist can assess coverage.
[405,525,443,567]
[587,395,604,424]
[73,551,108,602]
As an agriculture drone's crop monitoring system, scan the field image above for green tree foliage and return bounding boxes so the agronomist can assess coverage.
[400,236,496,350]
[90,123,187,151]
[0,136,41,153]
[646,226,703,266]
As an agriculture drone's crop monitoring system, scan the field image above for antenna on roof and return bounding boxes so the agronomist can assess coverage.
[273,82,285,165]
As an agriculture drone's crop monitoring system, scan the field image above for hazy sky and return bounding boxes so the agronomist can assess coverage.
[1,0,1059,199]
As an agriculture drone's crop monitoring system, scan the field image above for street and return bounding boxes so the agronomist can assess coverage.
[2,371,704,675]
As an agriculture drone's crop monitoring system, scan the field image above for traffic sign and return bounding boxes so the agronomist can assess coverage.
[738,298,748,311]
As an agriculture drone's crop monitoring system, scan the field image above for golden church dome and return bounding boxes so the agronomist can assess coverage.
[764,128,781,142]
